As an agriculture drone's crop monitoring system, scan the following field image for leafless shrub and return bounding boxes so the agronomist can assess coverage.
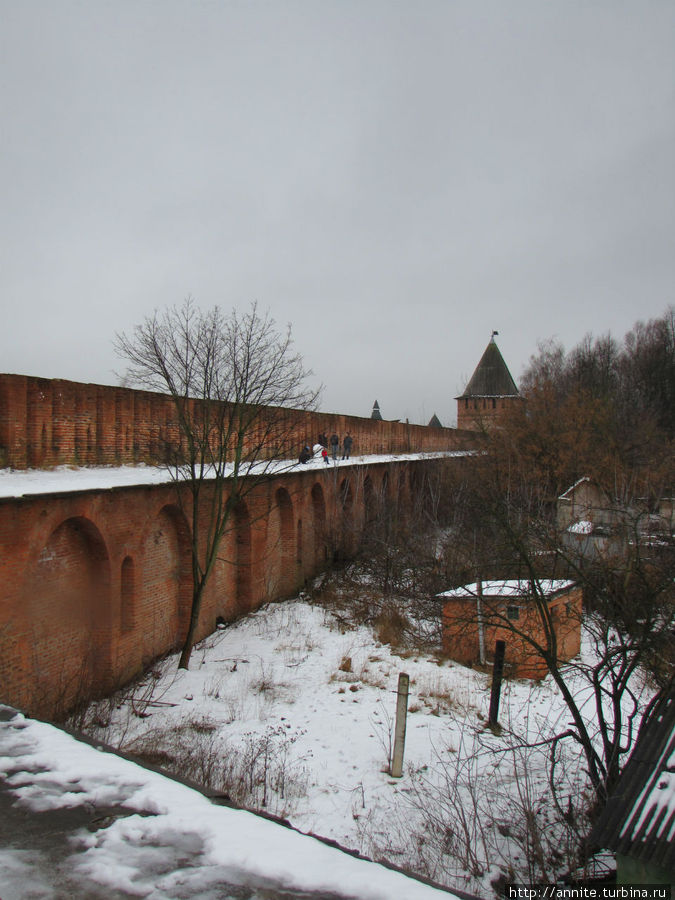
[374,604,410,648]
[66,664,172,747]
[356,710,595,898]
[225,725,311,814]
[369,700,395,774]
[123,719,311,819]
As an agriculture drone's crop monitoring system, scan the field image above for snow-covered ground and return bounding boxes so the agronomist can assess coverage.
[0,704,458,899]
[0,451,471,499]
[66,597,649,896]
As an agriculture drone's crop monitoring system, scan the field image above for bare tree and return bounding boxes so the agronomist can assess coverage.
[116,298,319,668]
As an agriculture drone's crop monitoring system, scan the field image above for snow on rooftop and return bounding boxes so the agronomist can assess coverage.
[568,520,594,535]
[437,580,575,600]
[558,476,591,501]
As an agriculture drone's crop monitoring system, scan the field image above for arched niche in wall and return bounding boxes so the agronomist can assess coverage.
[311,482,327,565]
[266,487,295,600]
[26,515,111,717]
[233,499,252,616]
[140,504,190,665]
[363,475,376,525]
[381,470,390,505]
[339,477,355,558]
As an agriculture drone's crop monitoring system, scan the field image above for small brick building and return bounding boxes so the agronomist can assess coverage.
[439,579,582,679]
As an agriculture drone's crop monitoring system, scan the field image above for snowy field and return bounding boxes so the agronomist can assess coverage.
[74,597,645,896]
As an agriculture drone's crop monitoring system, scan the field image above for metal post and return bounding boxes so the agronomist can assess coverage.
[390,672,410,778]
[488,640,506,727]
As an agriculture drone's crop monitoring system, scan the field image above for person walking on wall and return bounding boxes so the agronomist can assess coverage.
[342,433,353,460]
[321,446,329,465]
[330,432,339,461]
[318,432,327,448]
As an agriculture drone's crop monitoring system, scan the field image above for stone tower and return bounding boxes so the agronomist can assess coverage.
[456,334,521,430]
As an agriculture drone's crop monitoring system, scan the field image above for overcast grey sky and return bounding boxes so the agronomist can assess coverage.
[1,1,673,425]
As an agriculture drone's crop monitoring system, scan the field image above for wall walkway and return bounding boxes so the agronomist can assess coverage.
[0,374,473,469]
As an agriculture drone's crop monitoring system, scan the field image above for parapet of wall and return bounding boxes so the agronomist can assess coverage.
[0,374,476,469]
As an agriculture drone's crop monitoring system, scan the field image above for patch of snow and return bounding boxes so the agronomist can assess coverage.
[558,476,591,501]
[0,451,473,499]
[568,520,593,535]
[0,708,456,899]
[437,579,575,599]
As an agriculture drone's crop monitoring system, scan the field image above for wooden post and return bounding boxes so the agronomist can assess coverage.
[488,640,506,727]
[391,672,410,777]
[477,577,486,665]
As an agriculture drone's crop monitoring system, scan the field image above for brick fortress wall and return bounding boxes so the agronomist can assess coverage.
[0,373,477,718]
[0,459,442,717]
[0,374,474,469]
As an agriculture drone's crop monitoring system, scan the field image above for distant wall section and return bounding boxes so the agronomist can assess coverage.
[0,374,476,469]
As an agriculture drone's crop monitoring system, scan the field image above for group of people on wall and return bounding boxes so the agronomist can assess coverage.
[298,432,353,465]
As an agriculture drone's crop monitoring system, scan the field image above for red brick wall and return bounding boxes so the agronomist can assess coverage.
[0,372,477,717]
[0,373,477,469]
[442,586,583,679]
[0,458,439,717]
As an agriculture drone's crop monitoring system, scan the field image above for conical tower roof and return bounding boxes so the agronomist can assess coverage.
[428,413,443,428]
[457,336,519,398]
[371,400,383,421]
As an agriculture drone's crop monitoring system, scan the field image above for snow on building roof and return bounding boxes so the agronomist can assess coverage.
[437,580,575,600]
[558,476,591,501]
[568,520,594,535]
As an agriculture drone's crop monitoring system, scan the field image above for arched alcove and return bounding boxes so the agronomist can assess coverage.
[141,505,190,664]
[339,477,355,558]
[266,487,295,599]
[364,475,375,524]
[27,516,111,716]
[233,499,252,615]
[311,482,327,565]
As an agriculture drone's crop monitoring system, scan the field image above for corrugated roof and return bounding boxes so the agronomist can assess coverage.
[456,338,519,398]
[591,688,675,873]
